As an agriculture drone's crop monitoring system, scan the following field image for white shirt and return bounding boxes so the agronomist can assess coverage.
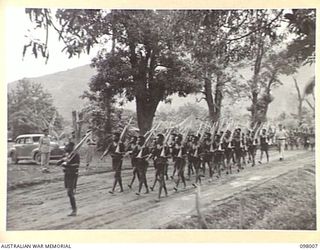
[275,129,287,140]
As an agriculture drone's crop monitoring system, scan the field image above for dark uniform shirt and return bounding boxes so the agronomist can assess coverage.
[63,153,80,189]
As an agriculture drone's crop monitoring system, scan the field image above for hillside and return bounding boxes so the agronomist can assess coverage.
[8,65,97,120]
[7,64,314,122]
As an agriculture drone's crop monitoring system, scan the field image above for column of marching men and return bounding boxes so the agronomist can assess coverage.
[99,120,275,202]
[57,118,315,216]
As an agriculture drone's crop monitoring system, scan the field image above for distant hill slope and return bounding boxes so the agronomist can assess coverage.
[7,64,313,122]
[8,65,97,121]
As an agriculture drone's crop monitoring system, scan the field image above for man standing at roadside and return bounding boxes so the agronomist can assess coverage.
[85,129,96,170]
[275,124,287,161]
[39,128,51,173]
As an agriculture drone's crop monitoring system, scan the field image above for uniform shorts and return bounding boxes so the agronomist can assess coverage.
[64,173,78,189]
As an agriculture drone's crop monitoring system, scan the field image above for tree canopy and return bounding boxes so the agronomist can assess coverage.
[8,79,63,139]
[23,8,315,132]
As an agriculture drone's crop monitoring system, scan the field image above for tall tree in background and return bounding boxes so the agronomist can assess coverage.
[177,10,252,123]
[284,9,316,97]
[23,8,310,131]
[240,9,285,126]
[285,9,316,64]
[88,10,200,134]
[24,9,200,134]
[8,79,63,139]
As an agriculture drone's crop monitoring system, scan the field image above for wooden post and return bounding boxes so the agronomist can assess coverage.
[77,111,84,143]
[72,110,78,141]
[239,197,245,229]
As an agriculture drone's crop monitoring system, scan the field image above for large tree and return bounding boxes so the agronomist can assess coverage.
[239,9,286,126]
[175,10,253,123]
[24,9,200,134]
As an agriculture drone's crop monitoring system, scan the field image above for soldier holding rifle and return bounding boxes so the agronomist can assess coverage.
[212,133,224,178]
[134,135,150,195]
[247,130,258,167]
[150,132,171,201]
[101,118,132,194]
[101,132,125,194]
[57,131,92,216]
[259,128,270,164]
[127,136,138,189]
[58,143,80,216]
[200,132,213,179]
[172,133,187,191]
[233,128,243,172]
[189,135,203,187]
[224,130,235,174]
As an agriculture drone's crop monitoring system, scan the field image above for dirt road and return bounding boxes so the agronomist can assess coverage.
[6,150,315,230]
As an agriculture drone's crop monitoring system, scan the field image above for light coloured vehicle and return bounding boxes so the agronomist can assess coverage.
[8,134,65,164]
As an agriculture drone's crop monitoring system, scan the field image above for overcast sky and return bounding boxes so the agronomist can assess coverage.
[5,7,96,83]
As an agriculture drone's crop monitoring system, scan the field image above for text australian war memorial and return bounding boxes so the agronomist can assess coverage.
[6,9,316,230]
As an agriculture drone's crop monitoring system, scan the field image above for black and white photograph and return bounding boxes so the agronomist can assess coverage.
[5,7,316,231]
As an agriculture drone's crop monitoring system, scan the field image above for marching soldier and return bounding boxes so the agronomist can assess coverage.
[186,134,195,180]
[309,127,315,151]
[233,128,243,172]
[127,136,138,189]
[212,133,223,178]
[58,141,79,216]
[102,132,125,194]
[150,133,170,201]
[169,133,178,179]
[200,132,213,179]
[189,135,203,187]
[224,130,234,174]
[135,135,150,195]
[241,132,248,166]
[247,130,258,167]
[259,128,269,164]
[172,134,187,191]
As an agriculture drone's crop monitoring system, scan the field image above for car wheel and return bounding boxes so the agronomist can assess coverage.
[10,152,18,164]
[34,153,41,165]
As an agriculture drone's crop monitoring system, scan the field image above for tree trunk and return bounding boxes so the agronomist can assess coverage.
[104,90,113,135]
[204,78,216,122]
[214,75,223,123]
[293,77,304,125]
[136,96,160,135]
[251,91,258,127]
[250,38,264,128]
[204,74,224,123]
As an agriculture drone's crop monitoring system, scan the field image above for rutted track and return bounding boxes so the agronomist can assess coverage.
[6,150,315,230]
